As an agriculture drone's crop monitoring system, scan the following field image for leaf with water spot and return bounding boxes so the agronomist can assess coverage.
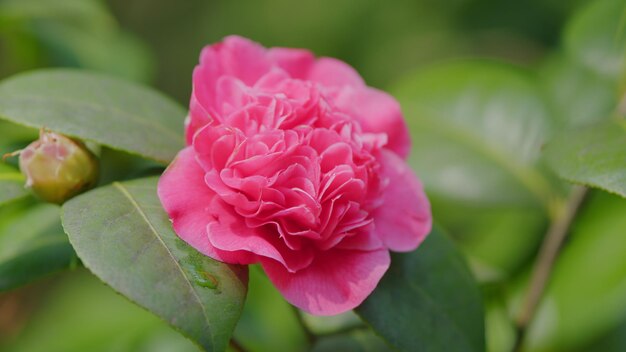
[61,177,248,352]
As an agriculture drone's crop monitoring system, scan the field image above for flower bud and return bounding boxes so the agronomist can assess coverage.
[18,130,98,204]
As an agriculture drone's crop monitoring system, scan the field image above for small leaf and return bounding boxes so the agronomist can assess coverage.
[0,163,28,206]
[61,177,248,352]
[0,200,74,290]
[356,228,485,352]
[0,69,185,164]
[525,192,626,350]
[545,120,626,198]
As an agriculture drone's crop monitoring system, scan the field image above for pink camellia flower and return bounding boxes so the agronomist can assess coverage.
[158,36,431,315]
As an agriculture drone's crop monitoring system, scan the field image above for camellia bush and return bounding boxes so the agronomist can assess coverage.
[0,0,625,352]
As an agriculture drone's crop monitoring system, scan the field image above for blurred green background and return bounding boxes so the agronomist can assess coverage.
[0,0,586,101]
[1,0,625,351]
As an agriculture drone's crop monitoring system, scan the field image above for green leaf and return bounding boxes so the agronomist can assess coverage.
[564,0,626,79]
[539,54,617,128]
[545,120,626,198]
[356,228,485,352]
[524,192,626,351]
[0,69,185,164]
[393,61,557,207]
[61,177,248,352]
[0,200,74,290]
[0,163,28,206]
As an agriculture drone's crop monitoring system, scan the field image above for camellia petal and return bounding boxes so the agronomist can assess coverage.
[199,35,272,86]
[187,35,272,140]
[307,57,365,88]
[373,149,432,252]
[332,87,412,159]
[260,248,390,315]
[267,47,315,79]
[206,197,316,272]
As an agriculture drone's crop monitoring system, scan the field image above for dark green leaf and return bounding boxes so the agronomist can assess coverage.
[524,192,626,350]
[0,163,28,206]
[0,200,74,290]
[545,120,626,198]
[61,177,248,352]
[564,0,626,79]
[356,228,485,352]
[0,69,185,164]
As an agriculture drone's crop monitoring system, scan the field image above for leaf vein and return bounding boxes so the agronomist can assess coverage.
[112,182,213,338]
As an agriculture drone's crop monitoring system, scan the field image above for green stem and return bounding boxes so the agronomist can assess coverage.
[513,185,588,351]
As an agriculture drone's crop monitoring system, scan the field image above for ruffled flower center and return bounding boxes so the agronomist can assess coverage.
[192,74,387,252]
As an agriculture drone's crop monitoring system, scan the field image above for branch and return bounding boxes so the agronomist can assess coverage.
[513,185,588,351]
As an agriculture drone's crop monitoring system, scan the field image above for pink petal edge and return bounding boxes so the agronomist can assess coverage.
[261,248,390,315]
[373,149,432,252]
[332,86,411,159]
